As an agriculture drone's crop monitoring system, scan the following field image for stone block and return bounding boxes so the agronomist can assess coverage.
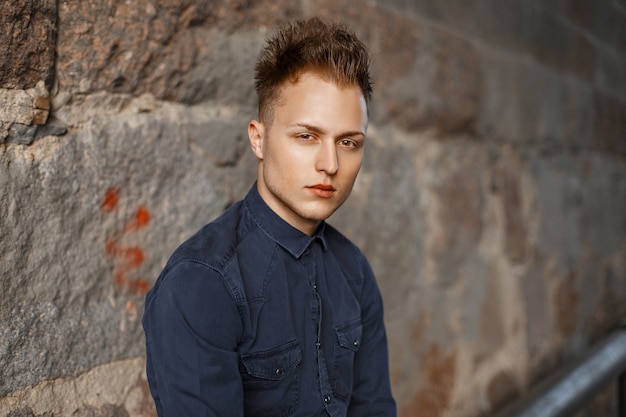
[381,24,481,136]
[384,0,481,35]
[0,99,255,395]
[568,31,596,83]
[429,28,482,136]
[593,93,626,155]
[0,358,155,416]
[479,51,573,145]
[553,271,580,338]
[525,3,624,89]
[400,343,457,417]
[55,0,300,103]
[589,0,626,49]
[561,0,626,51]
[561,78,595,149]
[5,117,67,145]
[459,257,507,365]
[525,5,572,73]
[426,144,485,286]
[594,46,626,98]
[0,0,57,89]
[487,370,520,412]
[490,151,528,265]
[534,156,585,265]
[472,0,529,52]
[578,155,626,253]
[562,0,597,30]
[521,261,552,363]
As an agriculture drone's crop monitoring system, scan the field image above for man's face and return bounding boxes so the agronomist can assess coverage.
[249,71,368,236]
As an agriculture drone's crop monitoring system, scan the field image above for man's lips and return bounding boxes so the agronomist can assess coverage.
[307,184,336,198]
[310,184,335,191]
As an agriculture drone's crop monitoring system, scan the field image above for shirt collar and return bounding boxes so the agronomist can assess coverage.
[244,183,329,258]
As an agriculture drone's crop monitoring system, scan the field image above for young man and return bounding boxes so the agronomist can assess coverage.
[143,17,397,417]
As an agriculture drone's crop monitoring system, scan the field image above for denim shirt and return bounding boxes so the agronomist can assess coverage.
[143,184,396,417]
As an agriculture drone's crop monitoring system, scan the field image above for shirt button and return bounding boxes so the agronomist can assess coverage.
[323,395,331,404]
[275,368,284,376]
[353,339,360,347]
[315,342,321,349]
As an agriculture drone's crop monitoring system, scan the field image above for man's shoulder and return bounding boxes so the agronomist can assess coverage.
[167,199,253,271]
[145,200,256,308]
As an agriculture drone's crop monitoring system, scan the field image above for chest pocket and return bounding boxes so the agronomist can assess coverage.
[240,340,301,417]
[332,319,362,401]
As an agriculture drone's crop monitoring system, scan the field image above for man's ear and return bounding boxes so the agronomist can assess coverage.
[248,120,265,160]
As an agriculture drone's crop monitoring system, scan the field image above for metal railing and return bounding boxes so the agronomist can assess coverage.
[493,321,626,417]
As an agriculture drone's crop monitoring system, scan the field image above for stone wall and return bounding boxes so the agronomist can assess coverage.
[1,1,625,416]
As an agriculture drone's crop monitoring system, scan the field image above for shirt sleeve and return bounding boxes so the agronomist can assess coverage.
[143,260,244,417]
[348,255,397,417]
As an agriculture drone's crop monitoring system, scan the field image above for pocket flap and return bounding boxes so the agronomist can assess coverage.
[241,340,302,380]
[335,320,363,352]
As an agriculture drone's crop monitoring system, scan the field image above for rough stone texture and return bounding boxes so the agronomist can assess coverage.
[401,343,457,417]
[487,370,520,412]
[0,0,67,145]
[0,81,66,145]
[56,0,301,104]
[0,97,256,399]
[1,0,626,416]
[0,0,57,89]
[554,271,580,338]
[0,358,153,416]
[0,82,50,126]
[594,92,626,155]
[379,24,482,135]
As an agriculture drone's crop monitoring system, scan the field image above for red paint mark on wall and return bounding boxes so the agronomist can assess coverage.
[102,188,152,295]
[102,187,119,211]
[124,205,152,233]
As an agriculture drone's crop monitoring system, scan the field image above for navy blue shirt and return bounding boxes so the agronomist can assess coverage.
[143,184,396,417]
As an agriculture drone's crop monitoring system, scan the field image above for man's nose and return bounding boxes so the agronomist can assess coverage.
[315,141,338,175]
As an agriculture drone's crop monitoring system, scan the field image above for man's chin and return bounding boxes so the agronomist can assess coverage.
[299,204,340,224]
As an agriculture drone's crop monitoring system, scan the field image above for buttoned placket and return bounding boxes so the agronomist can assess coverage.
[302,238,342,416]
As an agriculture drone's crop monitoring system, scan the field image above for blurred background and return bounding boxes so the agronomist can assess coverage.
[1,0,625,416]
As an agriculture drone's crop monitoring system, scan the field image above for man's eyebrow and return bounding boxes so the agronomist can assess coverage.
[290,122,365,138]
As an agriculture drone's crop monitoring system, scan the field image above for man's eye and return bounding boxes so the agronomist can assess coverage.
[338,139,357,147]
[298,133,313,140]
